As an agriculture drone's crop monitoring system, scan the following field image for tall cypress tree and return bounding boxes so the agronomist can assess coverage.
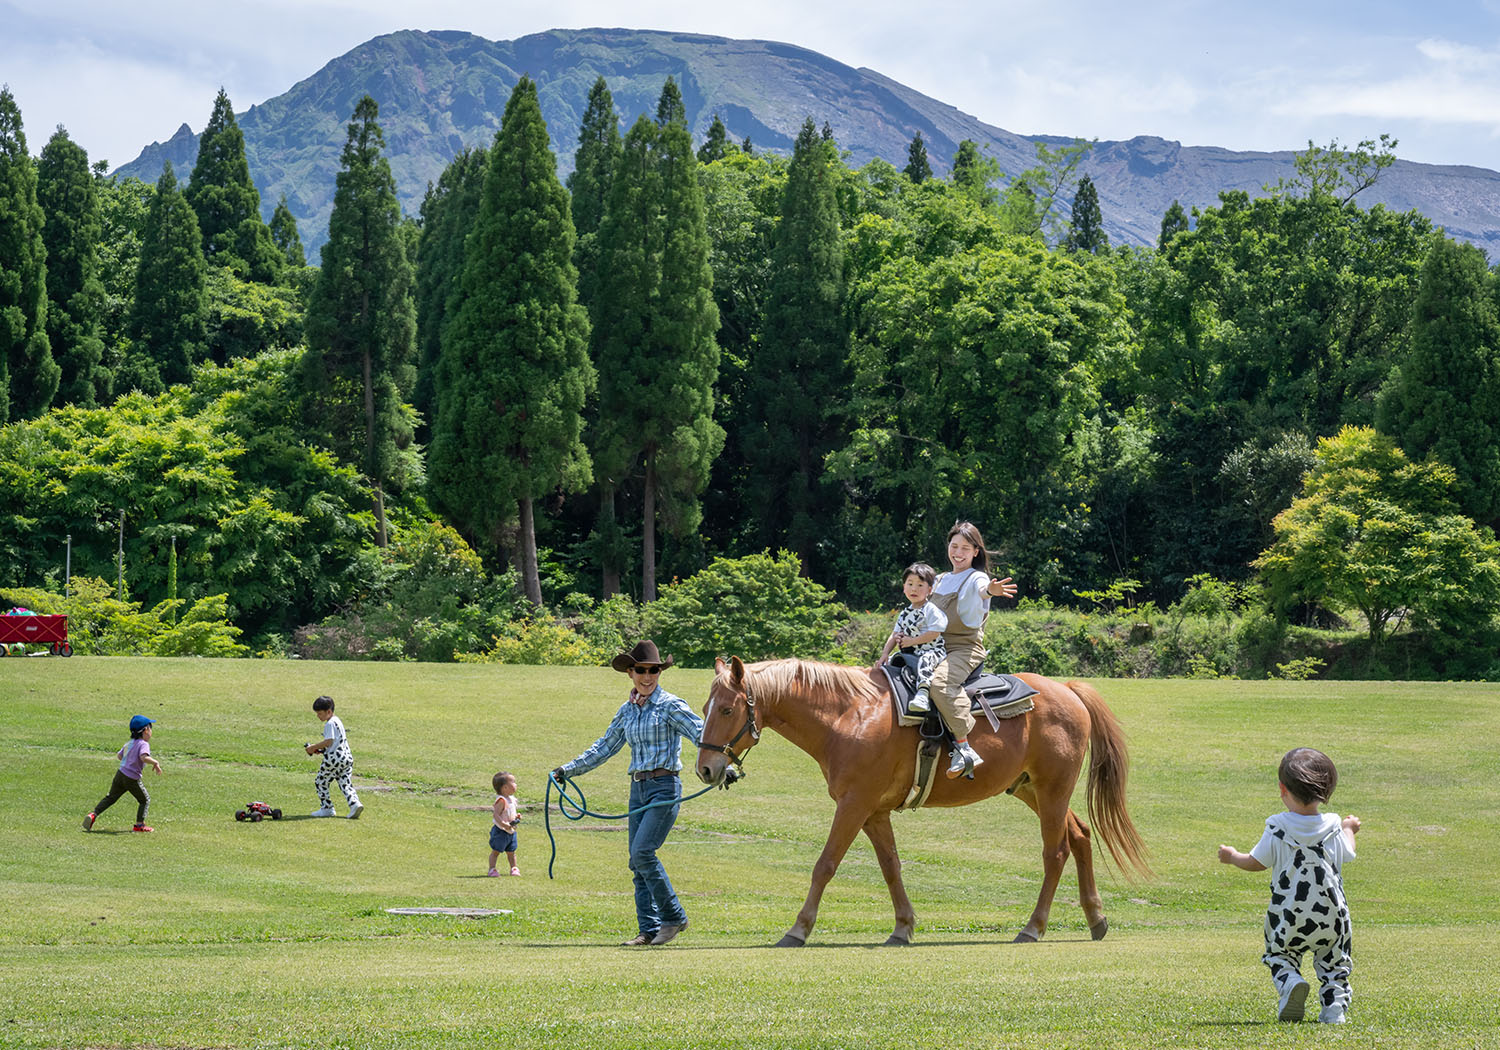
[641,87,722,600]
[0,87,58,421]
[591,81,723,601]
[429,77,594,605]
[742,118,844,569]
[567,77,621,241]
[302,94,416,548]
[591,115,661,597]
[186,89,280,282]
[413,146,486,438]
[656,77,686,128]
[38,127,108,406]
[904,131,932,183]
[268,194,305,267]
[1377,236,1500,526]
[1158,199,1189,250]
[124,162,206,393]
[697,114,731,164]
[1064,174,1108,253]
[951,138,1000,206]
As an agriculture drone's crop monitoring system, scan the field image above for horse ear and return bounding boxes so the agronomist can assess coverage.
[714,657,727,676]
[729,656,746,684]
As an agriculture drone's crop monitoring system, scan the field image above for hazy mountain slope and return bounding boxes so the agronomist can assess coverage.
[116,28,1500,258]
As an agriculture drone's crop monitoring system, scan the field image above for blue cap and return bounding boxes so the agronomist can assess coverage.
[128,715,155,732]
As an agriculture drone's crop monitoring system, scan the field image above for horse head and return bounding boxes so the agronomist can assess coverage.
[696,656,762,785]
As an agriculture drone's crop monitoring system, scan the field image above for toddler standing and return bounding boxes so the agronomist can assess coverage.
[304,695,362,819]
[1219,747,1361,1024]
[84,714,163,832]
[880,562,947,713]
[488,771,520,876]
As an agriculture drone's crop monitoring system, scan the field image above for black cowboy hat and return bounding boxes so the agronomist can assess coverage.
[611,639,675,673]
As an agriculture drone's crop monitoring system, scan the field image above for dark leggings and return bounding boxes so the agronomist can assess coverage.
[94,770,149,824]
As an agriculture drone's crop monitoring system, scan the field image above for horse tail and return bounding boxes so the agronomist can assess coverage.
[1067,680,1152,880]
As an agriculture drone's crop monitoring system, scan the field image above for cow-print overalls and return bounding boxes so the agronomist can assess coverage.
[1251,813,1355,1015]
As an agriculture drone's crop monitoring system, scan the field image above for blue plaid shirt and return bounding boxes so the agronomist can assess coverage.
[561,685,705,777]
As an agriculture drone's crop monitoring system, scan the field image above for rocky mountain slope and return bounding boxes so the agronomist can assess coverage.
[116,27,1500,257]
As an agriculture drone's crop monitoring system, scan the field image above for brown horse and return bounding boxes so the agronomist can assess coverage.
[696,656,1150,946]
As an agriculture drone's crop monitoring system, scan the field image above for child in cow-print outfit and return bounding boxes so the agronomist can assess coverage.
[878,562,947,712]
[1219,747,1360,1024]
[304,695,363,819]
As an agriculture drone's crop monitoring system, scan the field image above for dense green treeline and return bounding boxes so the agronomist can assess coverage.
[4,82,1500,674]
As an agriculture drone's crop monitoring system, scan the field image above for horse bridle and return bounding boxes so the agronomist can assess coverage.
[699,678,761,773]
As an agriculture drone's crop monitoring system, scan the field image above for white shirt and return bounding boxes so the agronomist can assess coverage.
[322,715,351,758]
[933,567,991,628]
[1249,811,1355,872]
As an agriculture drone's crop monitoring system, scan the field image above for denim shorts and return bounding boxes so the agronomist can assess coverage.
[489,825,517,852]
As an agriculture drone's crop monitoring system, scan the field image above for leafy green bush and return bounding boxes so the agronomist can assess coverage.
[2,577,247,657]
[458,616,611,666]
[647,551,850,666]
[293,520,523,661]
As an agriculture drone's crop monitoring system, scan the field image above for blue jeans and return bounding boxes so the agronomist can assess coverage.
[627,775,685,935]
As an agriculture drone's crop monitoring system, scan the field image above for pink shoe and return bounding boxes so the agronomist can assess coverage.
[487,868,500,877]
[510,866,521,877]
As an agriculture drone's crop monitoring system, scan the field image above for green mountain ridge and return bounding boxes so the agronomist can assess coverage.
[116,27,1500,257]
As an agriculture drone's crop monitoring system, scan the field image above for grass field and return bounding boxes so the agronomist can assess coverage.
[2,658,1498,1049]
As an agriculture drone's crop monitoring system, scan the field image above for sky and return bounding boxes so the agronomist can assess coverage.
[5,0,1500,173]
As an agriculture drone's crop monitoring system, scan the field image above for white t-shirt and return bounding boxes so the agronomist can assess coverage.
[322,715,351,759]
[933,567,991,628]
[893,601,948,641]
[1249,811,1354,873]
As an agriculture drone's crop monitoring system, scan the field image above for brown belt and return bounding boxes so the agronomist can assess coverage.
[631,768,679,781]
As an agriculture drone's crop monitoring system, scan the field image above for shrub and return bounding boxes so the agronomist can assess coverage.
[458,616,611,666]
[647,551,850,666]
[1,577,247,657]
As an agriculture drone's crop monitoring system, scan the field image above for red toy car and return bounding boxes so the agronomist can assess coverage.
[234,801,283,822]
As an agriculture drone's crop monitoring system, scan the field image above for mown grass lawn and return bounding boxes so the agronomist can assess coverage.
[2,659,1497,1049]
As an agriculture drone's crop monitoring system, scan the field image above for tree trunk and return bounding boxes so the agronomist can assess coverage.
[643,455,657,602]
[373,481,387,549]
[600,484,620,598]
[517,496,542,606]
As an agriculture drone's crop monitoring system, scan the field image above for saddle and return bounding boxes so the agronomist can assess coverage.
[880,654,1037,731]
[881,655,1038,812]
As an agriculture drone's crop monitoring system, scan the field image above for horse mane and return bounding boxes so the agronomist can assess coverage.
[744,657,883,708]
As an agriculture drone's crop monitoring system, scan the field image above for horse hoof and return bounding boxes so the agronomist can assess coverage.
[883,934,911,946]
[1090,918,1109,941]
[773,933,807,948]
[1012,931,1039,944]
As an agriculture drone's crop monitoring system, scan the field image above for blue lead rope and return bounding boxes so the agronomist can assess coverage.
[544,771,728,879]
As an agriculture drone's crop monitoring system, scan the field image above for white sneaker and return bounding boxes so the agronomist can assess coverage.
[1318,1006,1347,1024]
[310,806,336,817]
[1278,978,1309,1022]
[909,688,930,713]
[347,802,363,820]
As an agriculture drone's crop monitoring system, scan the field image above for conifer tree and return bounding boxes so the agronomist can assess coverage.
[697,113,731,164]
[429,77,594,605]
[1377,236,1500,526]
[37,126,108,406]
[186,89,280,282]
[123,162,206,393]
[302,94,416,548]
[1064,174,1108,253]
[592,85,723,600]
[742,118,844,568]
[568,77,621,240]
[656,76,686,128]
[951,138,1000,206]
[0,87,58,421]
[268,194,305,267]
[413,147,486,437]
[904,131,932,183]
[1158,199,1189,250]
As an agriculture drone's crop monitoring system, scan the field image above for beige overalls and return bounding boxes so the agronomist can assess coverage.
[927,570,989,739]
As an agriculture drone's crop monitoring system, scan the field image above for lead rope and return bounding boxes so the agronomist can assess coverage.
[543,771,735,879]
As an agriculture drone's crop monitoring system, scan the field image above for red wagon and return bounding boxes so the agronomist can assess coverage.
[0,614,72,656]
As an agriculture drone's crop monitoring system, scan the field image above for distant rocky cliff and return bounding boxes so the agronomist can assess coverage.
[117,28,1500,258]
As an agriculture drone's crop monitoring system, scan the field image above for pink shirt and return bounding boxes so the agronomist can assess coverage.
[118,739,151,779]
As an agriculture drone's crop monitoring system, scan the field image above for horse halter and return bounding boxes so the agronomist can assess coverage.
[699,678,761,773]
